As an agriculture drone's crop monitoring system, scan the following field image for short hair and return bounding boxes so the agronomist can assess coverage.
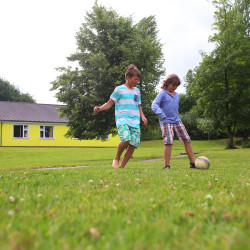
[161,74,181,89]
[125,64,141,79]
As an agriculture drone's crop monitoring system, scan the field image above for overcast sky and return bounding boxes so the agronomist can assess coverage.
[0,0,216,104]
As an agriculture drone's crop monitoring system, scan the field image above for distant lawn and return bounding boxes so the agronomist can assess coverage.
[0,139,227,170]
[0,140,249,249]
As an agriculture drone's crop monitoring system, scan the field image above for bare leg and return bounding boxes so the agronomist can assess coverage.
[119,144,135,168]
[184,142,195,163]
[164,144,172,166]
[112,141,130,168]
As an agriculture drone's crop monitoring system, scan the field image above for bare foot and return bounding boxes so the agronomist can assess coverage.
[112,159,119,168]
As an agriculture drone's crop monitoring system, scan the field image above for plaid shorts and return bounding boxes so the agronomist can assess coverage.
[117,124,141,148]
[160,122,191,145]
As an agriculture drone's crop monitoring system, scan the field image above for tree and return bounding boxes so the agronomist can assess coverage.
[0,78,35,103]
[51,3,165,140]
[185,0,250,147]
[197,118,215,140]
[179,93,197,114]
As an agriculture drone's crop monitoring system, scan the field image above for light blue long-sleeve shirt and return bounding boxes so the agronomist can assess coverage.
[151,89,181,125]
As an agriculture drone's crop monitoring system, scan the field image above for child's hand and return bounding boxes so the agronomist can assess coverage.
[94,106,101,114]
[142,116,148,126]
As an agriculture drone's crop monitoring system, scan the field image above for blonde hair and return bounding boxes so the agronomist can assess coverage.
[125,64,141,79]
[161,74,181,89]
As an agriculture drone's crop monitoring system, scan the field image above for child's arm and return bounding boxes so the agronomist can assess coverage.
[94,99,114,114]
[139,105,148,126]
[151,92,166,120]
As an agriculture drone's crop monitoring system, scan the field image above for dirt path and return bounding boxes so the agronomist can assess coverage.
[35,153,199,170]
[141,154,188,162]
[36,166,88,170]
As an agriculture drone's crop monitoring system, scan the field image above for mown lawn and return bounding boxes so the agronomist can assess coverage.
[0,139,228,170]
[0,140,249,249]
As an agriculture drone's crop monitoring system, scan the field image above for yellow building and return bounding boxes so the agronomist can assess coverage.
[0,101,119,147]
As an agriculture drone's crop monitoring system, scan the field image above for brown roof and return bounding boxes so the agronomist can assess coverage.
[0,101,68,123]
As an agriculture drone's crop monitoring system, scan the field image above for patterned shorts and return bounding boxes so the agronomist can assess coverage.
[160,122,191,145]
[117,124,141,148]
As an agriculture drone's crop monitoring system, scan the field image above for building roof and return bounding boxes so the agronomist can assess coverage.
[0,101,68,123]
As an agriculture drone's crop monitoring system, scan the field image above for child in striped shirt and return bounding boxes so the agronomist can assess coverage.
[94,64,147,168]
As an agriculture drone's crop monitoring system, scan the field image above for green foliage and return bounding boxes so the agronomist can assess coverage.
[185,0,250,147]
[180,110,206,140]
[0,78,35,103]
[178,93,205,140]
[241,140,250,148]
[179,93,197,114]
[178,94,224,140]
[0,141,249,249]
[197,118,215,140]
[51,3,165,140]
[140,124,162,141]
[235,138,250,148]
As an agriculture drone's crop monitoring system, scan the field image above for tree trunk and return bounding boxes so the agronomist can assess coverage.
[227,126,234,147]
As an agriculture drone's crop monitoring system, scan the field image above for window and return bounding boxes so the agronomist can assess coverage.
[13,125,29,138]
[40,126,54,139]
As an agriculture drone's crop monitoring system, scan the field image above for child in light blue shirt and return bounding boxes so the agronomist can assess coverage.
[152,74,196,170]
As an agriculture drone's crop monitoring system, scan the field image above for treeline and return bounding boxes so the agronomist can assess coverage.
[144,0,250,147]
[2,1,248,148]
[0,78,35,103]
[50,1,249,147]
[184,0,249,147]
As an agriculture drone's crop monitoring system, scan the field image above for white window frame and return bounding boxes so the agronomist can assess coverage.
[39,125,54,139]
[13,124,29,139]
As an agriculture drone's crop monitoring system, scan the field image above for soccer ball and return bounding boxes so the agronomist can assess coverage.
[195,156,210,169]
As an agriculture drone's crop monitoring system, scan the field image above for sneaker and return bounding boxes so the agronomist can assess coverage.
[189,163,196,168]
[163,165,170,170]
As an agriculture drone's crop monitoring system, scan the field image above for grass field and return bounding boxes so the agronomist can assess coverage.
[0,140,249,249]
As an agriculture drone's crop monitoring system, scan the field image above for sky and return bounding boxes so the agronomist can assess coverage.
[0,0,216,104]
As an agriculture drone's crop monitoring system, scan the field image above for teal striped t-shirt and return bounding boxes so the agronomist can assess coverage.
[110,85,141,128]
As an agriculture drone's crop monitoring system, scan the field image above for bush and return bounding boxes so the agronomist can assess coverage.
[235,138,250,148]
[141,126,162,141]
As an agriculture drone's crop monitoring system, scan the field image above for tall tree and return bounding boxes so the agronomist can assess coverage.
[185,0,250,147]
[51,3,165,140]
[179,93,197,114]
[0,78,35,103]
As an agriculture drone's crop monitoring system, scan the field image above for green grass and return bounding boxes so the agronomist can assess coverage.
[0,140,249,249]
[0,139,227,170]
